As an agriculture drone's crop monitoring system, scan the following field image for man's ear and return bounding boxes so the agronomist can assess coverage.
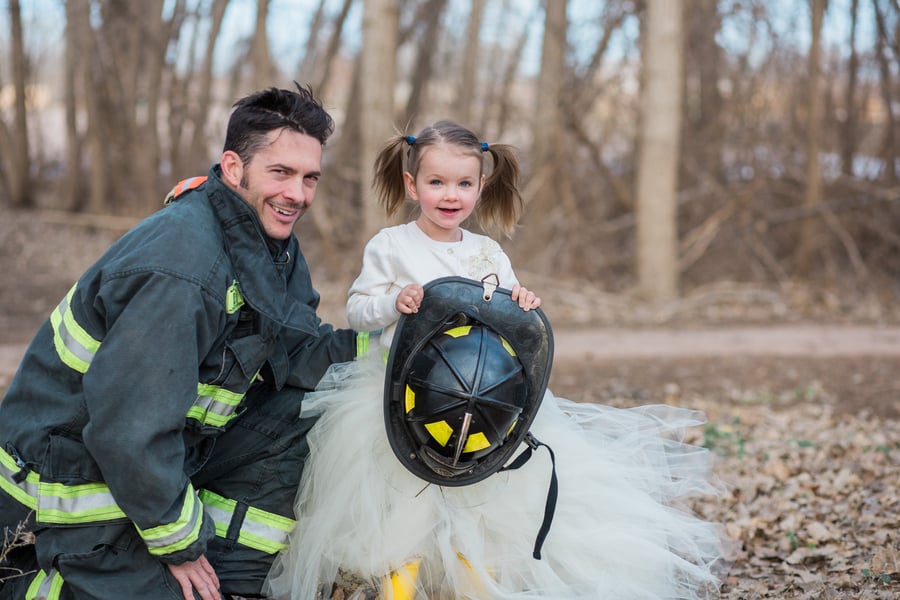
[403,171,418,201]
[220,150,244,189]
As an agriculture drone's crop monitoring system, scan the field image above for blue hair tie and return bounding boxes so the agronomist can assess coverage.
[481,142,489,151]
[406,135,416,145]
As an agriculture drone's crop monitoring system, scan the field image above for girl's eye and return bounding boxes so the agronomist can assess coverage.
[429,179,442,186]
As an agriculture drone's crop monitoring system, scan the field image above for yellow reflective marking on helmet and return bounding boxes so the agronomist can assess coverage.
[506,421,517,437]
[443,326,472,338]
[405,385,416,413]
[463,431,491,453]
[425,421,453,446]
[501,337,516,356]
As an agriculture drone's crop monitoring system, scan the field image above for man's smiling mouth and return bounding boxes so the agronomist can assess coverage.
[271,204,298,217]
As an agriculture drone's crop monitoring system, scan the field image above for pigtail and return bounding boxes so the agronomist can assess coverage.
[372,135,410,217]
[477,143,524,238]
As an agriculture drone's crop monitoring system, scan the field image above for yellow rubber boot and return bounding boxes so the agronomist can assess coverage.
[382,559,421,600]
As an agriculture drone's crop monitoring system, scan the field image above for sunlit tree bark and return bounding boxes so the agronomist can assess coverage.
[457,0,485,125]
[796,0,828,274]
[519,0,575,264]
[5,0,31,208]
[636,0,684,301]
[250,0,277,91]
[840,0,860,177]
[358,0,399,240]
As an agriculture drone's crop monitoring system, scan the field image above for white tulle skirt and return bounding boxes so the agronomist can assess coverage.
[265,358,729,600]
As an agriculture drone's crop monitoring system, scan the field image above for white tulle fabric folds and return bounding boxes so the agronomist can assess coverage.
[264,358,729,599]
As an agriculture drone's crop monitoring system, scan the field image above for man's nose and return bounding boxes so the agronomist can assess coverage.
[287,178,313,206]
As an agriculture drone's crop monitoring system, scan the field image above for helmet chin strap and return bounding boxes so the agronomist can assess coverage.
[500,433,558,560]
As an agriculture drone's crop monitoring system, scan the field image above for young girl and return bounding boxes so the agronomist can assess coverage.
[265,121,728,599]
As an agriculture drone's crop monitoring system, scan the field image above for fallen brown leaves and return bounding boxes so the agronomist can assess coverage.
[685,393,900,599]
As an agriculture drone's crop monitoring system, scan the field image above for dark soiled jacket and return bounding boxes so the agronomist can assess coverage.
[0,165,357,564]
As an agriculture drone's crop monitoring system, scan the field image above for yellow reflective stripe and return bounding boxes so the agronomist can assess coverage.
[138,483,203,556]
[463,431,491,453]
[37,480,126,524]
[198,488,295,555]
[0,447,39,510]
[50,284,101,374]
[26,569,64,600]
[356,331,370,356]
[405,385,416,413]
[425,420,454,447]
[444,325,472,338]
[187,383,245,428]
[241,505,294,554]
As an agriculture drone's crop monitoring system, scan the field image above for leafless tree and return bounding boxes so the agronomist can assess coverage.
[636,0,684,301]
[1,0,31,209]
[358,0,400,241]
[796,0,828,274]
[456,0,485,125]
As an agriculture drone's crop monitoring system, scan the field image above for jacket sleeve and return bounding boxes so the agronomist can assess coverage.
[79,271,219,564]
[284,323,358,389]
[346,232,403,332]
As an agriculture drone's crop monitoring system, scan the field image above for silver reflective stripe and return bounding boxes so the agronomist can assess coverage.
[199,488,294,555]
[0,447,39,509]
[239,506,294,554]
[37,480,126,524]
[140,488,203,555]
[188,384,244,427]
[26,569,64,600]
[50,285,101,374]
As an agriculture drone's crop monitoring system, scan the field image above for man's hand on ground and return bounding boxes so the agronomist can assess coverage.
[167,555,221,600]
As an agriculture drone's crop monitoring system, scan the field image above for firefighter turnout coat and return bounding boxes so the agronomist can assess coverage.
[0,166,358,569]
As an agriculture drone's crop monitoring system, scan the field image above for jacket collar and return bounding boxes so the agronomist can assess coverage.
[205,166,316,337]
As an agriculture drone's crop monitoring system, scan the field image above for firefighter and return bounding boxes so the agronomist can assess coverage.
[0,83,364,600]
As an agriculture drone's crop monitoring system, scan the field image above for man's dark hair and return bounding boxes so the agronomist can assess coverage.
[223,82,335,164]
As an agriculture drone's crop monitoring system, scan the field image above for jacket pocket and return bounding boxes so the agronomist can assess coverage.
[44,433,104,484]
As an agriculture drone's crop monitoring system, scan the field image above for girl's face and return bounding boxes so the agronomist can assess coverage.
[405,144,484,242]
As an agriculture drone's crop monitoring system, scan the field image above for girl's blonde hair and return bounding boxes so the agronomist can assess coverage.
[372,120,523,238]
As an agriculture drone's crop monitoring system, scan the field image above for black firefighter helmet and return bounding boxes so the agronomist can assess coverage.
[384,275,554,487]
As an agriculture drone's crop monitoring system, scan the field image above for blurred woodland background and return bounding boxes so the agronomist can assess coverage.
[1,0,899,309]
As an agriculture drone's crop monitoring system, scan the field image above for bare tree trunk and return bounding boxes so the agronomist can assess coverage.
[403,0,447,124]
[250,0,277,90]
[636,0,684,301]
[682,0,723,183]
[82,19,109,215]
[7,0,32,208]
[313,0,354,98]
[457,0,485,125]
[297,0,328,84]
[187,0,230,176]
[796,0,827,274]
[359,0,399,241]
[489,5,531,138]
[840,0,859,177]
[62,0,91,211]
[873,0,897,183]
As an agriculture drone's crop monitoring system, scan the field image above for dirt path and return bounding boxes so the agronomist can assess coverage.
[551,324,900,360]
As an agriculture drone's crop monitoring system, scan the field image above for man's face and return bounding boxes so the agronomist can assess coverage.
[221,128,323,240]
